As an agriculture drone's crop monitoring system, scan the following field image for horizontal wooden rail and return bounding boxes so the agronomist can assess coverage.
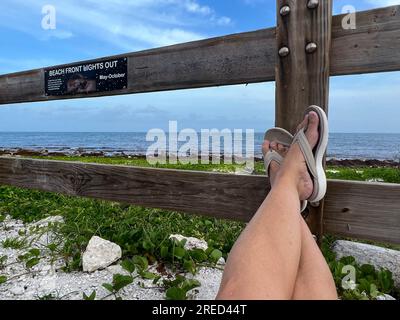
[0,28,276,105]
[331,5,400,76]
[0,157,269,221]
[1,5,400,105]
[0,157,399,244]
[324,180,400,244]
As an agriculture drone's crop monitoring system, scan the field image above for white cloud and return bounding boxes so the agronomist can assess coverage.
[184,0,212,15]
[216,16,232,26]
[0,0,232,50]
[115,24,204,47]
[365,0,400,6]
[40,30,74,40]
[0,58,63,74]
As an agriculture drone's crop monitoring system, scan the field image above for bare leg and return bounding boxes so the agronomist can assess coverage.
[269,128,337,299]
[216,170,304,299]
[292,218,337,300]
[217,112,337,300]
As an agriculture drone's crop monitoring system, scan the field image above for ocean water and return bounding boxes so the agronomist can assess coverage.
[0,132,399,160]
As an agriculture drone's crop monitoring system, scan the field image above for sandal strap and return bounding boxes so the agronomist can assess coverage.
[292,129,318,179]
[301,200,308,213]
[264,128,293,147]
[264,150,283,178]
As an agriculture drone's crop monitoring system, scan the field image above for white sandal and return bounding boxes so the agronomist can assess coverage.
[291,105,329,204]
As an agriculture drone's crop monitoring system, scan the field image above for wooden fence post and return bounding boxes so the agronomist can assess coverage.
[275,0,333,244]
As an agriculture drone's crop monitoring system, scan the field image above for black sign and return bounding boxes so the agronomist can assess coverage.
[45,57,128,96]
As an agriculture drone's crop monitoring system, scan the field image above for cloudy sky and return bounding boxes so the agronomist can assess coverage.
[0,0,400,133]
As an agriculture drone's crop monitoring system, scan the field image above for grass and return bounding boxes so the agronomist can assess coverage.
[1,237,27,250]
[0,155,399,299]
[0,185,244,272]
[30,155,244,173]
[325,167,400,184]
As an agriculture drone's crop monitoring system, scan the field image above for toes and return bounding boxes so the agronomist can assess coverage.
[296,114,309,133]
[305,111,320,148]
[262,141,270,155]
[277,144,285,152]
[272,142,288,156]
[307,111,319,130]
[263,140,289,157]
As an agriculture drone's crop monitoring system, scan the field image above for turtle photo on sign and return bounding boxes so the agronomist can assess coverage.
[45,57,127,96]
[66,73,97,94]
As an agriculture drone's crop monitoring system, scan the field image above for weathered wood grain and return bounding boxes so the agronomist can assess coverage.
[331,5,400,76]
[275,0,332,132]
[275,0,332,242]
[0,28,276,105]
[324,180,400,245]
[0,157,269,221]
[1,6,400,105]
[0,157,399,244]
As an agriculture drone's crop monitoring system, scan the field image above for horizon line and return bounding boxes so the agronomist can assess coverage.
[0,131,400,135]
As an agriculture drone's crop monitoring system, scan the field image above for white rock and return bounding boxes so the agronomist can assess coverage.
[217,257,226,266]
[234,167,254,175]
[376,294,396,301]
[82,236,122,272]
[40,265,54,275]
[10,286,25,296]
[326,169,340,174]
[169,234,208,251]
[32,216,64,227]
[189,267,223,300]
[333,240,400,288]
[38,275,57,294]
[41,265,51,272]
[106,265,129,275]
[1,217,224,300]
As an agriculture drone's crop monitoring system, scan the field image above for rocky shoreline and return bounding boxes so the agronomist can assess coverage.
[326,158,400,168]
[0,148,399,168]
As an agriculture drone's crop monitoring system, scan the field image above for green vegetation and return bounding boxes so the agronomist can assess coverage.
[101,251,202,300]
[325,167,400,184]
[0,255,7,269]
[164,275,201,300]
[18,248,41,269]
[1,237,27,250]
[0,155,399,300]
[0,185,242,274]
[323,236,398,300]
[31,155,243,173]
[102,274,135,300]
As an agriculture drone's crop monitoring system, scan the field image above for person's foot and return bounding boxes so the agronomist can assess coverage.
[262,140,288,186]
[264,111,320,200]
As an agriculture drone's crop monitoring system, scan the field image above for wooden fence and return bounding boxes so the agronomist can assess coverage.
[0,1,399,245]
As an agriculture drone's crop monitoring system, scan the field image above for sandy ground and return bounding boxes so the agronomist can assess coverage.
[0,216,222,300]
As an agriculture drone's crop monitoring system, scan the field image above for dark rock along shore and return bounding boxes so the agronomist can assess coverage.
[0,148,399,168]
